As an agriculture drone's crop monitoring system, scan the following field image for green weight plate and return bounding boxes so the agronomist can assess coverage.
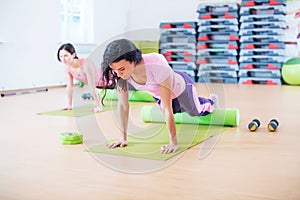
[61,139,83,145]
[77,81,84,87]
[60,132,83,141]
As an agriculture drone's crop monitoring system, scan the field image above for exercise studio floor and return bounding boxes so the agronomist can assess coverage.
[1,83,299,200]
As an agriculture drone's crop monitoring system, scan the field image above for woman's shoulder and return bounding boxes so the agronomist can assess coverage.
[143,53,166,63]
[78,58,85,66]
[143,52,162,58]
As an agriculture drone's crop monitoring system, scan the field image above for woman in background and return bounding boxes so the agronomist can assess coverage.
[57,43,113,112]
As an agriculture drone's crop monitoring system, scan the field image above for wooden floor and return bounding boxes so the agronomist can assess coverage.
[1,83,300,200]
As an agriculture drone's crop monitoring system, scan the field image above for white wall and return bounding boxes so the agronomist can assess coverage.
[125,0,199,31]
[93,0,129,44]
[94,0,199,44]
[0,0,64,91]
[0,0,202,91]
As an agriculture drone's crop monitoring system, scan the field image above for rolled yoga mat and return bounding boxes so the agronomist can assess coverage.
[141,105,240,127]
[100,89,155,102]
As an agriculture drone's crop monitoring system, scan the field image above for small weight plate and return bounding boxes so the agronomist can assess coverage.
[60,132,83,141]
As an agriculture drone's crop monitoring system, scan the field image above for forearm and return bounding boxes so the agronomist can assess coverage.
[118,102,129,140]
[159,75,178,146]
[82,58,101,108]
[92,89,101,107]
[66,85,73,107]
[163,108,178,145]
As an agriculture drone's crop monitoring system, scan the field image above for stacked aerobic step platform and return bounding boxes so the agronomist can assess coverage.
[159,21,198,82]
[239,0,286,85]
[196,3,240,84]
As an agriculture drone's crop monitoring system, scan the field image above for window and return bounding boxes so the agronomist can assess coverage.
[61,0,94,43]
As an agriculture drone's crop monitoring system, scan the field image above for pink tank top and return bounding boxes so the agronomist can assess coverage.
[128,53,185,98]
[67,58,108,87]
[67,58,88,83]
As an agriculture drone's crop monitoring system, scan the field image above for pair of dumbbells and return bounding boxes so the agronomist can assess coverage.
[81,93,94,100]
[248,119,279,132]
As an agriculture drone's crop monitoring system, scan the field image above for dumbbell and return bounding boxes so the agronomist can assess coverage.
[267,119,279,132]
[248,119,261,132]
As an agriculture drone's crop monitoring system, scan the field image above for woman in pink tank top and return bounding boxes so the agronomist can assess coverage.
[100,39,217,154]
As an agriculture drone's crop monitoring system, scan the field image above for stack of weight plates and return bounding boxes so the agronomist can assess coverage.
[60,132,83,145]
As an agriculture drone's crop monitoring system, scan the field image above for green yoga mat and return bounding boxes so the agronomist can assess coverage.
[38,103,117,117]
[86,124,223,161]
[141,105,240,127]
[100,89,155,102]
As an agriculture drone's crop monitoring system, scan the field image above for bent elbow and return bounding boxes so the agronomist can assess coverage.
[160,104,173,116]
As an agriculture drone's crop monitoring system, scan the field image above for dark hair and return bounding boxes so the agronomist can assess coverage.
[101,39,142,103]
[57,43,78,62]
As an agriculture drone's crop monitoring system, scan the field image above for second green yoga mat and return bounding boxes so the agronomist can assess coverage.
[38,103,117,117]
[87,124,224,161]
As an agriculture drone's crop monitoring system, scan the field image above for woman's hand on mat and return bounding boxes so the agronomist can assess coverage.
[62,107,72,111]
[93,106,102,112]
[107,139,127,148]
[161,143,179,154]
